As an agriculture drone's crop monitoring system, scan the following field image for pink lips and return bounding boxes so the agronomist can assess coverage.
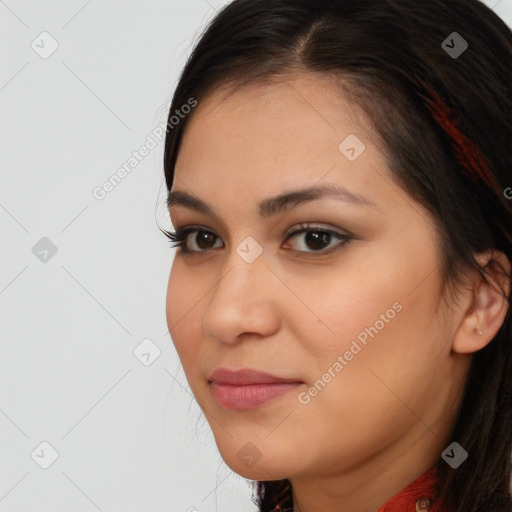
[208,368,303,410]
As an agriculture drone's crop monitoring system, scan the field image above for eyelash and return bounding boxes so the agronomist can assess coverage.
[162,223,352,256]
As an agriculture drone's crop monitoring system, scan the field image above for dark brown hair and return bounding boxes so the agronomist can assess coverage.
[161,1,512,510]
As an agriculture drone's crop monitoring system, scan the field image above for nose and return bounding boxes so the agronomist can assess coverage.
[202,249,281,344]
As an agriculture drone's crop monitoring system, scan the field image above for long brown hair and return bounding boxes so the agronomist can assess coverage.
[162,1,512,510]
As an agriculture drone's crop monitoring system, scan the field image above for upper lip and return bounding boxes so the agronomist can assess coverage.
[208,367,302,385]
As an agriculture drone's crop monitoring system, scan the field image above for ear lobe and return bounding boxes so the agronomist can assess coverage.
[452,251,511,355]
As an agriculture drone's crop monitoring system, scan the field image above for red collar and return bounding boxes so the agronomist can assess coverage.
[377,466,447,512]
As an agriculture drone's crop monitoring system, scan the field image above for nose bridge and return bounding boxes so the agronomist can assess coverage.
[203,239,279,343]
[218,237,268,300]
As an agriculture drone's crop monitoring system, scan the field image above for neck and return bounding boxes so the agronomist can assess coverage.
[290,415,452,512]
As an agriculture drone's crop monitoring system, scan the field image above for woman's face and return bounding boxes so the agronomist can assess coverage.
[166,73,468,483]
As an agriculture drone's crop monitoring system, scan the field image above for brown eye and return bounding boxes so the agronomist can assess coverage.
[194,231,219,250]
[303,230,331,251]
[166,226,224,254]
[183,229,223,252]
[283,224,351,254]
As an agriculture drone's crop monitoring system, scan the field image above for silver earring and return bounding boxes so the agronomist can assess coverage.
[474,326,483,335]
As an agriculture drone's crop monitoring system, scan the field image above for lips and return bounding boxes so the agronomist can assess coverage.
[208,368,303,410]
[208,367,301,385]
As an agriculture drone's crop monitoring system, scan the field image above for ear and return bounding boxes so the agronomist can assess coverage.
[452,250,511,354]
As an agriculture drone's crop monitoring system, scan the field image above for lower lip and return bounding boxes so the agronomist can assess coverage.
[210,381,302,410]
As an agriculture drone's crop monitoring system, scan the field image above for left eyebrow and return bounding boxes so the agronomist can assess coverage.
[167,182,381,220]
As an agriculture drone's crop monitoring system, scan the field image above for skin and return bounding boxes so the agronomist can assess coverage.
[165,72,510,512]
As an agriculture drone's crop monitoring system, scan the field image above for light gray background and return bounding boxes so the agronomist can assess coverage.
[1,1,511,511]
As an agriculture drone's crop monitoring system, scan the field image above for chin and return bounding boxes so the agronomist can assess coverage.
[224,456,294,481]
[213,437,299,481]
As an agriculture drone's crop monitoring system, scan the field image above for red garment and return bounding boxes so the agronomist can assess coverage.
[271,465,447,512]
[377,466,447,512]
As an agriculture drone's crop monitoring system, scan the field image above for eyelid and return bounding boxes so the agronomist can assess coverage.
[172,222,351,238]
[283,222,351,239]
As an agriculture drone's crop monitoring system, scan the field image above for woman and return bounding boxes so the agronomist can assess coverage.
[160,1,512,510]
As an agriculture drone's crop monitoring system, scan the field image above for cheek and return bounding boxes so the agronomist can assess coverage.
[304,236,442,368]
[296,273,443,434]
[284,265,404,365]
[291,251,443,397]
[166,262,204,371]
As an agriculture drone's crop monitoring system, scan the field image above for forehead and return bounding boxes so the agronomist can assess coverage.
[188,72,374,130]
[168,71,405,230]
[175,72,378,173]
